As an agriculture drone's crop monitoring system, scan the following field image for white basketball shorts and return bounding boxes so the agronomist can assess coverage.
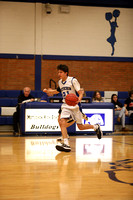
[60,103,82,124]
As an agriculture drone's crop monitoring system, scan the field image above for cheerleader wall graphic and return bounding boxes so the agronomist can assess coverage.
[105,9,120,56]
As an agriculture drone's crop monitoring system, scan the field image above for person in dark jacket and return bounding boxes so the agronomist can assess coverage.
[13,87,35,135]
[124,90,133,119]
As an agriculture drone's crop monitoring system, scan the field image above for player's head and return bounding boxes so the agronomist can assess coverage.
[57,65,69,76]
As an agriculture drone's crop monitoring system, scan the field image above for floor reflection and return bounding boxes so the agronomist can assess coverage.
[0,136,133,200]
[25,138,59,163]
[76,138,112,162]
[24,138,113,163]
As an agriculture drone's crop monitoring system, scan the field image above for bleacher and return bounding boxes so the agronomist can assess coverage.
[0,90,132,132]
[85,91,133,130]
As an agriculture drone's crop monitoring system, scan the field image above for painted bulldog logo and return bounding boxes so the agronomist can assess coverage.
[105,159,133,186]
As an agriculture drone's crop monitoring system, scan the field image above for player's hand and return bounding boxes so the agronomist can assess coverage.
[43,88,52,93]
[76,98,81,104]
[43,88,53,96]
[43,88,47,93]
[47,88,53,91]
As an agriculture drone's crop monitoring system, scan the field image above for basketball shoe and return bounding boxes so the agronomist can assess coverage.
[56,143,71,152]
[57,134,69,143]
[95,124,103,139]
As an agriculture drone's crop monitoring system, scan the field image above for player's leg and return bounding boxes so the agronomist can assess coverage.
[77,123,94,130]
[57,109,68,142]
[77,123,102,139]
[57,111,75,142]
[56,118,71,152]
[56,108,72,152]
[58,113,75,128]
[60,118,68,139]
[75,109,102,139]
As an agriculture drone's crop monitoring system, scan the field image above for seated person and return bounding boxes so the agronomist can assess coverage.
[92,90,105,102]
[111,94,129,131]
[13,87,35,135]
[124,90,133,120]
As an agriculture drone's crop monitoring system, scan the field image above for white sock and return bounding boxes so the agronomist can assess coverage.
[93,124,98,131]
[64,138,69,146]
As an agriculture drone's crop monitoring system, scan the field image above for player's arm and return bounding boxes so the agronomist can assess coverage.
[72,78,84,103]
[43,87,60,96]
[77,88,84,103]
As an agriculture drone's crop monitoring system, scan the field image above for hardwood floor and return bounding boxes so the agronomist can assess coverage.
[0,133,133,200]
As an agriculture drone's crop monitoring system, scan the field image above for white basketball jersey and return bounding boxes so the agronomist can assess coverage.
[58,76,80,103]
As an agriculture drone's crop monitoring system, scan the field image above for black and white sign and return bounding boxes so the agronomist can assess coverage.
[25,109,61,132]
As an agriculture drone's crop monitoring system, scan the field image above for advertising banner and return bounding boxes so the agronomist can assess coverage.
[25,109,61,132]
[76,109,113,132]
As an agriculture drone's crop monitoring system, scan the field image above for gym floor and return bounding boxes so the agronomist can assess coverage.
[0,132,133,200]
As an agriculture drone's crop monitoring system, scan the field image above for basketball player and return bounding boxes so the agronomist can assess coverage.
[43,64,102,152]
[57,88,88,142]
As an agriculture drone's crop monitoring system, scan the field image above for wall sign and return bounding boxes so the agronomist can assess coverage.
[25,109,60,132]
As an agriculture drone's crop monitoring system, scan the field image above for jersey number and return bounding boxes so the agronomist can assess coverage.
[62,91,69,98]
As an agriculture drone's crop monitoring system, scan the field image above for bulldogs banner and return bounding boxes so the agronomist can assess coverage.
[25,109,61,132]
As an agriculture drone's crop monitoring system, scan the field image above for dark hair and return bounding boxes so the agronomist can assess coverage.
[129,90,133,97]
[111,94,118,103]
[57,64,69,75]
[111,93,123,108]
[93,90,102,101]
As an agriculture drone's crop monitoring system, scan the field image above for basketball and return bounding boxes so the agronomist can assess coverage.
[65,93,78,106]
